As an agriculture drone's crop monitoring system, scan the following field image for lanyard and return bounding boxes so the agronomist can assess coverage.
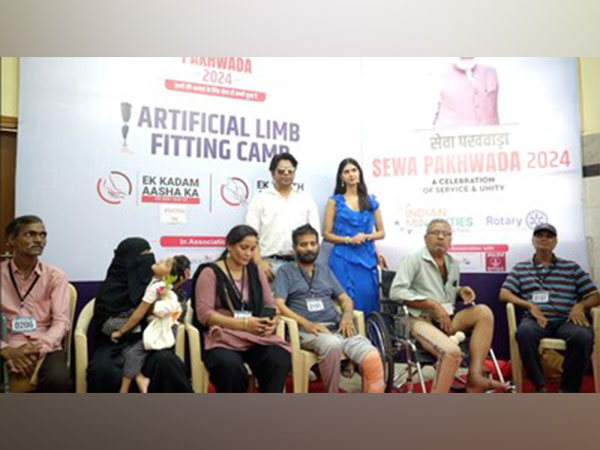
[298,264,316,295]
[224,261,246,308]
[531,257,555,287]
[8,264,41,307]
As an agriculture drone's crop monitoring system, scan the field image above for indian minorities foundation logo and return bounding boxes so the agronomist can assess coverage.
[97,171,133,204]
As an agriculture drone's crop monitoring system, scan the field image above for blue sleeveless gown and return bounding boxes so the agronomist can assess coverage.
[328,194,380,316]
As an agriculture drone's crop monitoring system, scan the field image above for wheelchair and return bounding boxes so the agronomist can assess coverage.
[366,269,510,393]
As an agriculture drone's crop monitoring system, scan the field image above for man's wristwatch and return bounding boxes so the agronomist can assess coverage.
[344,236,351,244]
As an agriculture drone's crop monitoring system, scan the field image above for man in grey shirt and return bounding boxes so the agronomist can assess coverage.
[274,224,384,393]
[390,218,508,393]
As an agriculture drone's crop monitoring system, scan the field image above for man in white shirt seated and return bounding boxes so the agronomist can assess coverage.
[246,153,321,281]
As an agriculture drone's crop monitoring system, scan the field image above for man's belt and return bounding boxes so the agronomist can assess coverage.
[266,254,295,262]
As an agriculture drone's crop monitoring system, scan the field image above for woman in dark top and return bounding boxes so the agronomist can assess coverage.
[87,237,192,393]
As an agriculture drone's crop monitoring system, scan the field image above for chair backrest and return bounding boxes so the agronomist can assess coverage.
[379,269,396,299]
[64,283,78,367]
[74,299,95,393]
[184,299,193,325]
[184,298,205,356]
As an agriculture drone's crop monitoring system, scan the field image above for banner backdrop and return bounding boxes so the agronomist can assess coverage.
[361,57,586,272]
[17,57,586,282]
[17,57,360,280]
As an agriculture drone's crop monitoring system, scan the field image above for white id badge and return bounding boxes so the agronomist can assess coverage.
[532,291,550,304]
[11,316,37,333]
[234,310,253,319]
[306,298,325,312]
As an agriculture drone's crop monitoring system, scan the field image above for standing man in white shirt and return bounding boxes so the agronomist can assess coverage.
[246,153,321,281]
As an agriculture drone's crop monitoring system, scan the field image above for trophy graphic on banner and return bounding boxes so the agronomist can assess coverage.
[121,102,133,153]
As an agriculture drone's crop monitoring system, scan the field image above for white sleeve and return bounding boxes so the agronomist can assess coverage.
[142,281,163,305]
[245,194,261,232]
[390,256,428,302]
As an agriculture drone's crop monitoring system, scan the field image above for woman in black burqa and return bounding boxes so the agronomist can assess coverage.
[87,237,192,392]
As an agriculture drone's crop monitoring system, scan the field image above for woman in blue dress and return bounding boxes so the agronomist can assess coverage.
[323,158,385,316]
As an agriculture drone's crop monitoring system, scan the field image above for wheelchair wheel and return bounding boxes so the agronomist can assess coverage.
[366,312,395,393]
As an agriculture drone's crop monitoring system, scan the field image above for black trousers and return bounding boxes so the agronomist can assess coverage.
[37,350,73,392]
[87,337,192,393]
[516,316,594,392]
[204,345,291,393]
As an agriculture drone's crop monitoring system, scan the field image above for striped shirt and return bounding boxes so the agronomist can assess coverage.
[502,255,597,319]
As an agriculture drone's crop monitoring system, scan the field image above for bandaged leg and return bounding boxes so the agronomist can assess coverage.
[361,351,385,393]
[342,335,385,393]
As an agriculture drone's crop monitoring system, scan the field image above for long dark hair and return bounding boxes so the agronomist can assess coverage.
[334,158,371,211]
[219,224,259,260]
[190,225,263,332]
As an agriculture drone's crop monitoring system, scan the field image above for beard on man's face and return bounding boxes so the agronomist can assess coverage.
[297,250,318,263]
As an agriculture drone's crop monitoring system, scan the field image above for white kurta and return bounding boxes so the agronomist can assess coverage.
[141,280,182,351]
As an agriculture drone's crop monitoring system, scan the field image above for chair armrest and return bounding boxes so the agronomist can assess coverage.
[276,318,285,339]
[280,316,312,393]
[505,302,523,392]
[185,322,207,393]
[184,299,193,324]
[74,329,88,393]
[280,316,301,351]
[352,310,365,336]
[506,302,517,335]
[380,297,408,306]
[175,323,185,362]
[74,299,95,393]
[591,306,600,333]
[380,298,410,317]
[65,283,78,368]
[591,306,600,394]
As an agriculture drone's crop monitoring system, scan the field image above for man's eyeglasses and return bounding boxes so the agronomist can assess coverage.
[427,230,452,238]
[276,168,295,175]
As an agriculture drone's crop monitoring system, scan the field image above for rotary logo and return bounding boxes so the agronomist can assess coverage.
[97,171,133,205]
[525,210,548,229]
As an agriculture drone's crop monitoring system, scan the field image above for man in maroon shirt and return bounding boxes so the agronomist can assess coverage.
[1,215,73,392]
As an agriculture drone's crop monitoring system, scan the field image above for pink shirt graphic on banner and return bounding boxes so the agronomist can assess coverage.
[434,62,500,128]
[1,260,71,355]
